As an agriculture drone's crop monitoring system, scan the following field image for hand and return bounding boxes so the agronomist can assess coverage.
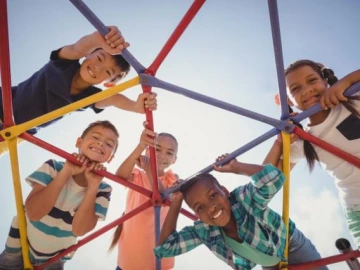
[169,180,185,203]
[63,153,89,176]
[84,162,106,188]
[213,153,238,173]
[320,81,348,109]
[135,155,151,171]
[92,26,130,55]
[134,93,157,113]
[139,121,157,149]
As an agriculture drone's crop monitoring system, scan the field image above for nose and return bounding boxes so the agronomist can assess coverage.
[97,140,104,146]
[208,203,217,215]
[302,85,314,97]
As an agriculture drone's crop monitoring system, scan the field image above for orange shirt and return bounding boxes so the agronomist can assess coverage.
[117,168,176,270]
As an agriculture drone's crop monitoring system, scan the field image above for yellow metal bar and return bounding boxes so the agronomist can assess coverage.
[8,138,33,269]
[279,131,291,270]
[0,76,140,139]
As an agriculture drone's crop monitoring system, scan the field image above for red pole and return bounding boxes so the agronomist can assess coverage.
[0,0,15,127]
[293,126,360,168]
[289,250,360,270]
[21,132,153,198]
[147,0,206,75]
[35,200,153,270]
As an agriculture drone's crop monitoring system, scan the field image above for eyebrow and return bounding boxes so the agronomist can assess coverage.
[90,132,116,144]
[191,188,214,209]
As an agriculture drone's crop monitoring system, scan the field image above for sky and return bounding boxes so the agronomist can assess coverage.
[1,0,360,269]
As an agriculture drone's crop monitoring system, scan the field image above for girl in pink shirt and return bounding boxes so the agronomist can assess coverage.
[110,126,178,270]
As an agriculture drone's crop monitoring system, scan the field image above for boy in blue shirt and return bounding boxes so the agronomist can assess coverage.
[155,155,328,270]
[0,26,156,155]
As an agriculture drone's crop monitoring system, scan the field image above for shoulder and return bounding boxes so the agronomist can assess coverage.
[49,48,80,69]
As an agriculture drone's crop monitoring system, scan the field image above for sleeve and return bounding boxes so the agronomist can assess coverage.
[246,164,285,211]
[154,225,203,259]
[25,159,60,187]
[279,139,305,165]
[95,182,112,220]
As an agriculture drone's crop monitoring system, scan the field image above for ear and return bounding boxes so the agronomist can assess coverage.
[103,82,115,88]
[221,186,230,197]
[107,154,115,164]
[75,137,82,148]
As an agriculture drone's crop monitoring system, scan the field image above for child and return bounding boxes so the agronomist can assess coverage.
[0,120,119,269]
[0,26,156,156]
[110,125,178,270]
[263,60,360,246]
[154,155,327,270]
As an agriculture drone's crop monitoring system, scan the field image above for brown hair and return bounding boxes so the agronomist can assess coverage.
[81,120,119,153]
[285,60,360,171]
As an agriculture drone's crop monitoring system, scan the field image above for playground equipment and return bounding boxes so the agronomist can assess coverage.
[1,0,360,269]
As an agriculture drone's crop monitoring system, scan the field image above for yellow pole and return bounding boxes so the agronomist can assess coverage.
[0,76,140,139]
[279,131,291,270]
[8,138,33,269]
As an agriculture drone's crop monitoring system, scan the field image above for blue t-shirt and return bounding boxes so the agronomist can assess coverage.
[0,49,103,134]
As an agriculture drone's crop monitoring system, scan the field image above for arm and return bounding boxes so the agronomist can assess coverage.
[25,166,72,221]
[58,26,128,60]
[94,92,157,113]
[72,185,99,236]
[116,124,156,180]
[72,163,111,236]
[155,192,202,259]
[321,69,360,109]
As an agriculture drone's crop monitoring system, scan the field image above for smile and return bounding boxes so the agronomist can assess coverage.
[87,67,96,78]
[90,147,103,154]
[303,95,319,105]
[212,209,223,219]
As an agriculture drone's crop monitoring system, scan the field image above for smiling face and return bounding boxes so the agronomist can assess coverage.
[286,65,328,111]
[79,49,124,86]
[184,177,232,227]
[76,125,118,163]
[155,134,177,174]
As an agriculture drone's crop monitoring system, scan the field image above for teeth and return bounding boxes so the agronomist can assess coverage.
[212,209,223,219]
[88,67,95,78]
[90,147,102,154]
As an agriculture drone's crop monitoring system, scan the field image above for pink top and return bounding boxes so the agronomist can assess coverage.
[117,168,176,270]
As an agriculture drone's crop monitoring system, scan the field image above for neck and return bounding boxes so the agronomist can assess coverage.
[71,71,92,95]
[222,213,237,235]
[307,109,330,126]
[73,173,88,187]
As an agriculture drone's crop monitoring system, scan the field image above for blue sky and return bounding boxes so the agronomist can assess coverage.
[1,0,360,269]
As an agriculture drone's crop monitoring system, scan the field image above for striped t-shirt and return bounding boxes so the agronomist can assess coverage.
[5,159,112,263]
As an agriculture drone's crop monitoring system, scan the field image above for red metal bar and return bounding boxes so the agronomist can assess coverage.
[288,249,360,270]
[147,0,206,75]
[0,0,15,127]
[293,126,360,169]
[35,200,153,270]
[21,132,153,198]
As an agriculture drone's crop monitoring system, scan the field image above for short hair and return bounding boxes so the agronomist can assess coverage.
[180,173,221,197]
[81,120,119,152]
[158,132,178,152]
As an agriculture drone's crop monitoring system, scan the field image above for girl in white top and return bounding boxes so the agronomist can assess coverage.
[264,60,360,245]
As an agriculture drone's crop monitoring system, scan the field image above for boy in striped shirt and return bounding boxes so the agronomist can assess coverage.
[0,120,119,269]
[155,155,328,270]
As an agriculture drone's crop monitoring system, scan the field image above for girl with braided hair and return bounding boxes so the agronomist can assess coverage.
[264,60,360,245]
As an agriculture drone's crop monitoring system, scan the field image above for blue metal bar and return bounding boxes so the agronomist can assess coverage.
[291,82,360,123]
[154,206,161,270]
[163,127,279,197]
[267,0,289,120]
[141,74,286,129]
[69,0,145,74]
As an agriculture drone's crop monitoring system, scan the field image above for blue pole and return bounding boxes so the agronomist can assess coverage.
[163,127,279,197]
[154,206,161,270]
[69,0,146,74]
[142,74,284,129]
[267,0,289,120]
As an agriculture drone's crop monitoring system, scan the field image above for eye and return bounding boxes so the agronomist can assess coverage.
[167,152,173,156]
[106,70,111,77]
[155,148,160,152]
[308,78,318,83]
[92,135,99,140]
[197,205,204,213]
[106,143,113,147]
[210,192,218,199]
[97,56,101,62]
[290,87,299,93]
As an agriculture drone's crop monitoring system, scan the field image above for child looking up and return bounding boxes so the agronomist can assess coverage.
[155,155,327,270]
[0,120,119,269]
[0,26,156,156]
[110,125,178,270]
[264,60,360,246]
